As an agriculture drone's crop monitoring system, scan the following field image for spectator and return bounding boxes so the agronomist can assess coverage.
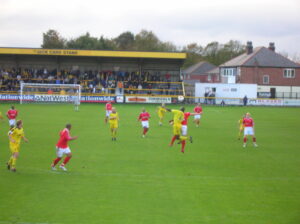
[0,67,184,96]
[243,95,248,106]
[138,83,143,94]
[204,92,209,104]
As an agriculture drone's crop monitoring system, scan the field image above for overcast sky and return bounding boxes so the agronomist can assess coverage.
[1,0,299,57]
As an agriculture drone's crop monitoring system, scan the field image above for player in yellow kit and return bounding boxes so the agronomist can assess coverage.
[7,120,29,172]
[109,107,119,141]
[238,114,245,140]
[157,103,167,126]
[0,111,4,123]
[166,107,192,147]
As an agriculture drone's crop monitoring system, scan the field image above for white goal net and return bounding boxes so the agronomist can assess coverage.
[20,83,81,109]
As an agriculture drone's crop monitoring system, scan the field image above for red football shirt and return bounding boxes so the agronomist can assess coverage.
[139,112,150,121]
[194,106,202,114]
[106,103,112,111]
[7,109,18,119]
[182,112,191,125]
[56,128,71,149]
[243,118,254,127]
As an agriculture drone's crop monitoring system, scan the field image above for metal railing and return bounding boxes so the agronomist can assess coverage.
[275,92,300,99]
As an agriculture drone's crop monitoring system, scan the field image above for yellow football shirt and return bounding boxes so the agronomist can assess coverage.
[158,107,167,115]
[109,112,119,124]
[238,119,243,125]
[238,118,244,130]
[171,109,184,125]
[8,127,24,146]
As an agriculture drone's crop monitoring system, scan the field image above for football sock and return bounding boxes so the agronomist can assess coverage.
[52,157,61,166]
[243,137,247,143]
[170,136,177,145]
[181,140,186,153]
[8,156,13,165]
[11,157,17,169]
[179,136,188,141]
[62,156,71,165]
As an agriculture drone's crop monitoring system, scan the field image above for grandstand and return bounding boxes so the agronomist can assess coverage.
[0,47,186,98]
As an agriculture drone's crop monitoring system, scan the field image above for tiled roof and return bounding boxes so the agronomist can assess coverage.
[183,61,217,75]
[220,47,300,68]
[206,67,219,74]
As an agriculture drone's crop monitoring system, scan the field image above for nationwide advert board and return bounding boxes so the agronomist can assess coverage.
[0,94,115,103]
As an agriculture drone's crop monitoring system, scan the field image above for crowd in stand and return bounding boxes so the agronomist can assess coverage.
[0,68,183,95]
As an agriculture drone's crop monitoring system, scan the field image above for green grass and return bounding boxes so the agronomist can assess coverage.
[0,104,300,224]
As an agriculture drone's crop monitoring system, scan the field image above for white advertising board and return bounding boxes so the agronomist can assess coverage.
[195,83,257,99]
[247,99,283,106]
[283,99,300,106]
[116,95,124,103]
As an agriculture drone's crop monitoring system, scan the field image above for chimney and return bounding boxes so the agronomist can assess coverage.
[246,41,253,54]
[268,42,275,51]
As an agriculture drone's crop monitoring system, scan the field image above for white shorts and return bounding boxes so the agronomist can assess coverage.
[194,114,201,120]
[244,127,254,136]
[106,110,112,117]
[181,125,188,136]
[56,147,71,158]
[9,119,16,126]
[141,121,149,128]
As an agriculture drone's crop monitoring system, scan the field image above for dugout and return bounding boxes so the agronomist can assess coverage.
[0,47,186,81]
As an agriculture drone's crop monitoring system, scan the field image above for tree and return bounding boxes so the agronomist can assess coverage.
[42,29,66,49]
[183,40,245,68]
[182,43,204,68]
[220,40,245,61]
[134,30,161,51]
[184,43,203,54]
[65,33,116,50]
[66,32,99,50]
[159,41,178,52]
[114,31,135,50]
[98,36,116,50]
[201,41,245,65]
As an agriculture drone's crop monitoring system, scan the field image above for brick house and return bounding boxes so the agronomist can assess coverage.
[219,42,300,97]
[182,61,218,83]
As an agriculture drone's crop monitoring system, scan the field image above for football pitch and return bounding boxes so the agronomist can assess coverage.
[0,103,299,224]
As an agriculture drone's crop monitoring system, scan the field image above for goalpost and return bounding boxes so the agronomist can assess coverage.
[20,83,82,111]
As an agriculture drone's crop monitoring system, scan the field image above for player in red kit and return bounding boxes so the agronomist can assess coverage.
[51,124,78,171]
[7,106,18,128]
[242,113,258,148]
[193,103,203,127]
[138,108,151,138]
[105,102,113,124]
[179,111,197,153]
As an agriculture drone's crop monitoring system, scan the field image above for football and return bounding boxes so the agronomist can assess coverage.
[178,95,185,102]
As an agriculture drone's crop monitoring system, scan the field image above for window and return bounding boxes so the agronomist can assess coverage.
[222,68,235,76]
[263,75,269,84]
[284,69,295,78]
[207,75,211,81]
